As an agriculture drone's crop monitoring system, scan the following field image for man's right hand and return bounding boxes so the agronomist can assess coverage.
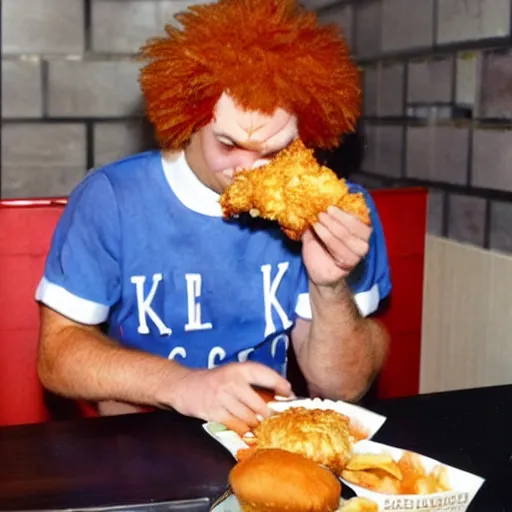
[163,361,294,436]
[39,306,293,434]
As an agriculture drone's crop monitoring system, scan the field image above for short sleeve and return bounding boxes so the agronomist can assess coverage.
[294,186,392,320]
[294,262,311,320]
[35,171,121,325]
[347,187,392,316]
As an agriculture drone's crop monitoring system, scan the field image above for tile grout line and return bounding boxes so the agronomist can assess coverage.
[483,198,492,250]
[84,0,92,52]
[86,122,95,173]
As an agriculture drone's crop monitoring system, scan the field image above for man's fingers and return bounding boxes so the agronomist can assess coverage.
[241,362,293,398]
[327,206,373,240]
[224,394,261,429]
[301,228,315,244]
[220,412,252,437]
[238,387,273,419]
[318,212,370,258]
[312,222,360,269]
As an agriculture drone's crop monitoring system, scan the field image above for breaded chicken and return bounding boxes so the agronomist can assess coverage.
[219,139,370,241]
[251,407,353,475]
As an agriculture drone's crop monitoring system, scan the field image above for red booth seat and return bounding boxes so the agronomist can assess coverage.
[0,188,427,426]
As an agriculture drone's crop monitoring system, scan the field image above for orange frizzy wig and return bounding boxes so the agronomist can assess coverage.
[138,0,361,150]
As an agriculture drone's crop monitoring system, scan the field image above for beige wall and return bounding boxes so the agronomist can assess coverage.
[307,1,512,393]
[1,0,207,199]
[420,235,512,393]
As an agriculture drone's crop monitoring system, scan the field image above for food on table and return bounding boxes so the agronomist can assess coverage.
[347,419,371,443]
[239,406,356,475]
[252,391,369,443]
[346,453,403,479]
[219,139,370,241]
[342,468,401,495]
[229,448,342,512]
[339,497,379,512]
[341,450,452,495]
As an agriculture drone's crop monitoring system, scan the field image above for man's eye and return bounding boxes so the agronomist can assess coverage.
[219,141,235,151]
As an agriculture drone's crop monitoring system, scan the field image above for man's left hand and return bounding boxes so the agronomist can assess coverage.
[302,206,372,288]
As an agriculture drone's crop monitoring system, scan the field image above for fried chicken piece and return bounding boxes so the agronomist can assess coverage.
[219,139,371,241]
[251,407,353,475]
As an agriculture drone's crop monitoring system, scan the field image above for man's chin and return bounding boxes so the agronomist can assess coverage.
[211,178,231,195]
[216,171,235,192]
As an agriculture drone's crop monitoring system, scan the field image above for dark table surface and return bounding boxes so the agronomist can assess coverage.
[1,384,511,511]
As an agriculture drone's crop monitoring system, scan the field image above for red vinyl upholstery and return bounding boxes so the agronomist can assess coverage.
[370,188,428,399]
[0,188,427,426]
[0,199,67,426]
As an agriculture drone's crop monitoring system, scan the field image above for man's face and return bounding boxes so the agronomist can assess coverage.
[187,92,298,194]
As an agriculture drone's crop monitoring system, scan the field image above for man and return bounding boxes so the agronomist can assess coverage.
[36,0,391,435]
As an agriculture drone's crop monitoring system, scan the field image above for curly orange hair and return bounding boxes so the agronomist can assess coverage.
[138,0,360,150]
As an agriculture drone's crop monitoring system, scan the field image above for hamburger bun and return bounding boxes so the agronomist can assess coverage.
[229,448,341,512]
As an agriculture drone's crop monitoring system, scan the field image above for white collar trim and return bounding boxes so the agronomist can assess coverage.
[161,151,223,217]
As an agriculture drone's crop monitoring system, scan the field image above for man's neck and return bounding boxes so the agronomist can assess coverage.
[161,148,223,217]
[183,140,221,194]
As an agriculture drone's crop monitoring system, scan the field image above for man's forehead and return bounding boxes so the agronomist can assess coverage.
[211,92,298,147]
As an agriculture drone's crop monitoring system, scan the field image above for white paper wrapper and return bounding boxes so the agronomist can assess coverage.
[202,397,387,459]
[340,440,485,512]
[210,491,370,512]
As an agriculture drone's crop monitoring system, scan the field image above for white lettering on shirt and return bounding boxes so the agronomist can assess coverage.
[271,333,289,359]
[131,274,172,335]
[168,346,187,361]
[261,262,292,337]
[237,348,255,363]
[184,273,213,332]
[208,346,227,368]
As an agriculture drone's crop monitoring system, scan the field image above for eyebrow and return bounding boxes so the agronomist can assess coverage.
[214,133,245,147]
[214,132,294,154]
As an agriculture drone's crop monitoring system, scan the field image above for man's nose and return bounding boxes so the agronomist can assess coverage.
[235,150,263,171]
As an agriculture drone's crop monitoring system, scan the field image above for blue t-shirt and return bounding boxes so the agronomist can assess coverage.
[36,150,391,375]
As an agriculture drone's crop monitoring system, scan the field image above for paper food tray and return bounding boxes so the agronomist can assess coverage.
[340,440,485,512]
[210,491,361,512]
[202,397,387,459]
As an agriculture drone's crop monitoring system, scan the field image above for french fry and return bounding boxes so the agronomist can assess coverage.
[415,475,439,495]
[431,464,451,492]
[397,451,426,494]
[341,497,379,511]
[346,453,402,480]
[375,474,401,494]
[342,469,386,491]
[343,450,452,496]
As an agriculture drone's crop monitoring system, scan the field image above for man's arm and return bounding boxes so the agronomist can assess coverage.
[38,304,292,432]
[37,304,189,406]
[291,279,389,402]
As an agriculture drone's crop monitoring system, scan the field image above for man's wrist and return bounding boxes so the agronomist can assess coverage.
[309,278,351,304]
[309,278,363,324]
[150,359,195,410]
